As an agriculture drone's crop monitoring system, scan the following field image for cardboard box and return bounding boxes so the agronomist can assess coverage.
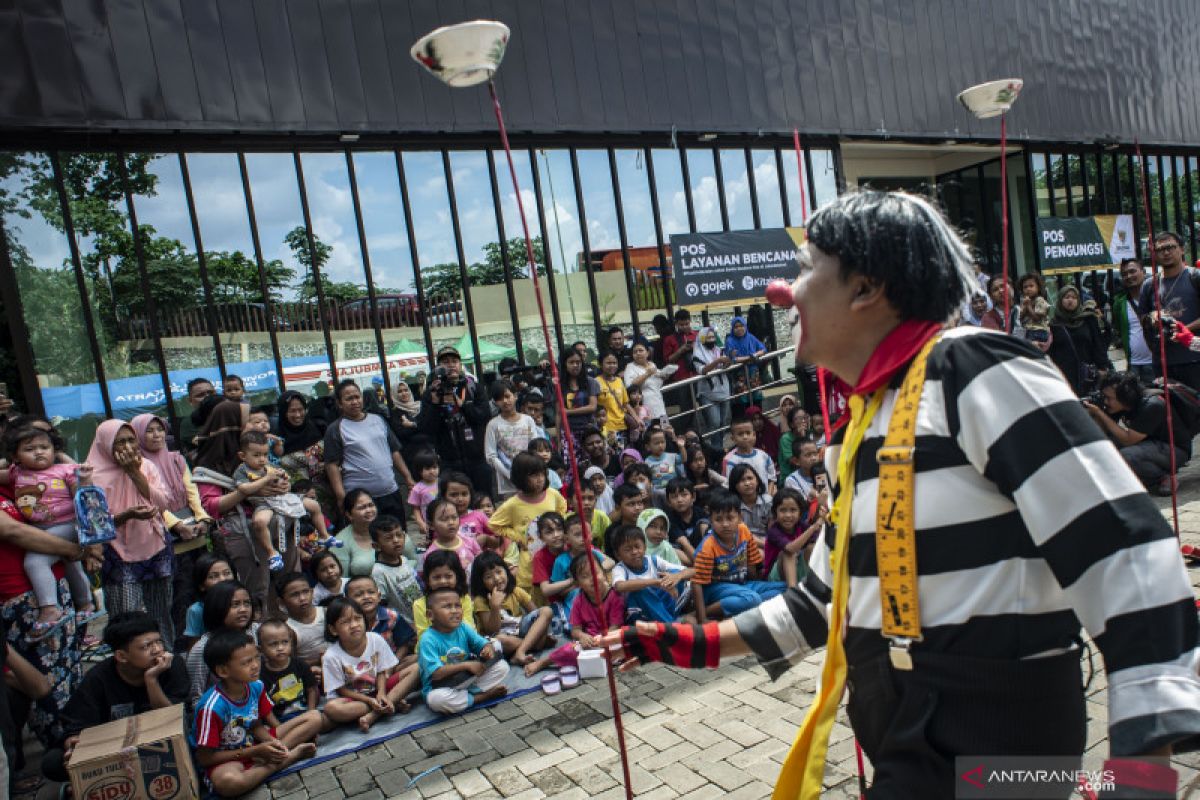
[68,704,198,800]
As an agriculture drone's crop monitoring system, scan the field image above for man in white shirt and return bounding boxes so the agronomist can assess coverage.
[1114,258,1155,383]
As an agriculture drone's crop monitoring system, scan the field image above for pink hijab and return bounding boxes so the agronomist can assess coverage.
[131,414,188,512]
[86,419,170,563]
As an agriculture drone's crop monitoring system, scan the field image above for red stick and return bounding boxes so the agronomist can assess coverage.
[1000,115,1011,333]
[1135,140,1181,539]
[488,80,635,800]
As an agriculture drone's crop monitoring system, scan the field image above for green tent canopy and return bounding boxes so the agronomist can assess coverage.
[454,332,517,364]
[387,338,427,355]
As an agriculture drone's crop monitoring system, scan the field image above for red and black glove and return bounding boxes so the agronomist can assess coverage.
[618,622,721,669]
[1170,320,1194,348]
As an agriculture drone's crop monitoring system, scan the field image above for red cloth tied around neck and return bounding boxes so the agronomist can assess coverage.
[845,319,944,398]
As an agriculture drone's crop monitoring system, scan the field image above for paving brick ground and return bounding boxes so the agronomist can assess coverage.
[234,468,1200,800]
[16,422,1200,799]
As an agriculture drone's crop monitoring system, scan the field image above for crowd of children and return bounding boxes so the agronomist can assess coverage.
[8,350,826,798]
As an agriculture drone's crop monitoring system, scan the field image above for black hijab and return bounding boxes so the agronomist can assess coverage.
[275,390,323,453]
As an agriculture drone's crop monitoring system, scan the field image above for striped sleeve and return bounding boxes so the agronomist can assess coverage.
[692,538,715,585]
[940,332,1200,755]
[734,576,830,681]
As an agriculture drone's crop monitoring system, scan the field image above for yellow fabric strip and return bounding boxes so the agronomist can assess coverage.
[773,389,885,800]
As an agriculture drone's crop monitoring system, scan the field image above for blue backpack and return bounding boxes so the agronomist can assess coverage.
[75,485,117,546]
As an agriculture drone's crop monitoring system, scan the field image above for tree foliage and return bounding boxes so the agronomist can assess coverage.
[284,225,364,305]
[416,236,547,298]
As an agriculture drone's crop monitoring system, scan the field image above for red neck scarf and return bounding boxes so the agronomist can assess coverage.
[826,320,943,430]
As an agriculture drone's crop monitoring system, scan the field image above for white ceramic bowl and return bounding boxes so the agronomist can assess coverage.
[957,79,1023,119]
[411,20,511,87]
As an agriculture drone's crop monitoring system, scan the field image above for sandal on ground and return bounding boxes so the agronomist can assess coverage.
[29,615,69,642]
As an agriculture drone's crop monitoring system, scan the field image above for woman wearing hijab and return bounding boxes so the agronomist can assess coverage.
[725,316,767,406]
[87,420,175,642]
[132,414,214,648]
[1047,284,1113,396]
[275,391,325,482]
[389,380,431,452]
[960,291,993,326]
[691,326,733,449]
[192,399,287,617]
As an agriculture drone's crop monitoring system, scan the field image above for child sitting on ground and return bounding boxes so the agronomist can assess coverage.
[369,515,421,627]
[321,597,419,733]
[440,472,500,553]
[643,426,683,492]
[186,581,259,705]
[407,450,440,545]
[730,463,772,544]
[43,612,188,786]
[722,416,777,495]
[192,628,321,797]
[489,452,567,593]
[256,620,319,724]
[234,431,328,572]
[471,492,495,518]
[419,498,483,577]
[763,488,824,587]
[347,575,416,660]
[181,554,235,650]
[586,466,615,516]
[783,439,822,501]
[665,478,707,561]
[552,515,616,618]
[691,490,786,624]
[309,550,346,606]
[566,552,626,651]
[419,588,510,714]
[0,427,99,634]
[605,483,648,554]
[412,549,477,638]
[277,572,327,667]
[531,512,568,605]
[578,482,609,551]
[637,508,684,566]
[470,552,554,675]
[610,524,693,623]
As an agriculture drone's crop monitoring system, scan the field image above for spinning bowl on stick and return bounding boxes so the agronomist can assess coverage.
[410,20,510,87]
[957,79,1023,119]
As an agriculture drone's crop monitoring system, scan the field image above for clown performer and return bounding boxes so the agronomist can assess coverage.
[601,191,1200,799]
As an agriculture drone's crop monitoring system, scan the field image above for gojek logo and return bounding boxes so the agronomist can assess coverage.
[685,279,734,298]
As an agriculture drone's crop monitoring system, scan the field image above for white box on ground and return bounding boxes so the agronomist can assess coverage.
[577,649,608,679]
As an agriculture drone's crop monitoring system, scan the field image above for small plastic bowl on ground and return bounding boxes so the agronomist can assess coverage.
[541,672,562,695]
[559,666,579,688]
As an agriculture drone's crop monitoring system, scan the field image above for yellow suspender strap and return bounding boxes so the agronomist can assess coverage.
[874,334,939,669]
[774,335,939,800]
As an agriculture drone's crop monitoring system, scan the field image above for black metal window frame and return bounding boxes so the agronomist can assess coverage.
[0,136,839,429]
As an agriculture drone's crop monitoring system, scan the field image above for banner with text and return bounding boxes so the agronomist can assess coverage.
[670,227,806,304]
[1036,214,1136,275]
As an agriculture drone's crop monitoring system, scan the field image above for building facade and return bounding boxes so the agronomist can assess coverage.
[1,0,1197,454]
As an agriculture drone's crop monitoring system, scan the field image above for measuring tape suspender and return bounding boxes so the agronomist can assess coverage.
[874,335,940,670]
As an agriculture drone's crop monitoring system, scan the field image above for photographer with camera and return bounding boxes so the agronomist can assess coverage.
[1047,285,1111,397]
[1083,371,1190,496]
[416,346,494,496]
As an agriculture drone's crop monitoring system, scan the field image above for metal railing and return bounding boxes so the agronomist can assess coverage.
[660,345,797,440]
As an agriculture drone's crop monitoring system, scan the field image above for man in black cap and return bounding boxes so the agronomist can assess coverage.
[416,346,494,495]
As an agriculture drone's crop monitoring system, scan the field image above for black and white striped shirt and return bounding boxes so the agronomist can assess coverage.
[735,326,1200,756]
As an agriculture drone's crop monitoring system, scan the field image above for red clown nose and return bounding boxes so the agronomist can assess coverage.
[766,279,794,308]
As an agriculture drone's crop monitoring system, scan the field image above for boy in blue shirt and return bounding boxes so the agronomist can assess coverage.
[192,629,322,797]
[419,588,510,714]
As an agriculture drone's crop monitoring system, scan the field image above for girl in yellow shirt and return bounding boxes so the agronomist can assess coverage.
[487,452,567,592]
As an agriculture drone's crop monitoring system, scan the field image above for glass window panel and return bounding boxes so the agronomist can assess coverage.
[1065,154,1081,214]
[129,153,221,429]
[1188,157,1200,252]
[0,152,102,456]
[650,149,689,237]
[811,150,839,207]
[1049,154,1068,216]
[614,148,668,328]
[686,149,723,233]
[351,151,430,375]
[751,150,784,228]
[1170,156,1186,241]
[1033,152,1052,217]
[447,150,515,372]
[535,149,593,347]
[780,148,817,222]
[295,152,387,391]
[59,152,166,420]
[401,151,468,363]
[718,148,754,231]
[1147,156,1163,232]
[576,149,634,347]
[185,152,285,411]
[490,149,557,364]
